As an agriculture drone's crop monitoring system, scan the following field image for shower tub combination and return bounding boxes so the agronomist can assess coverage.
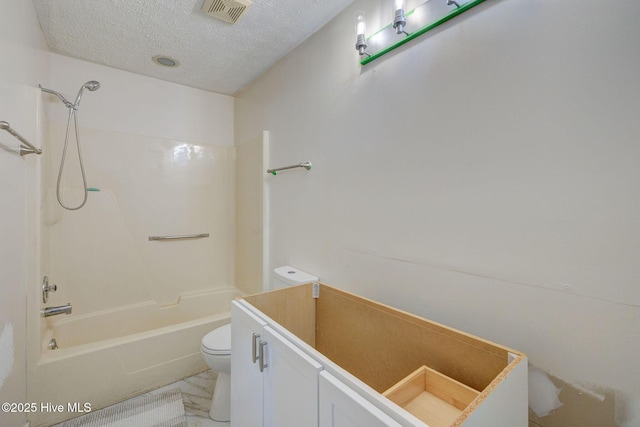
[29,287,241,427]
[31,78,240,426]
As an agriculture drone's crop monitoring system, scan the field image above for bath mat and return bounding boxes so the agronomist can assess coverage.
[60,388,187,427]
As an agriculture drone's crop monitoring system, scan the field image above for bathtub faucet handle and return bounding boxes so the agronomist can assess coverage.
[42,276,58,303]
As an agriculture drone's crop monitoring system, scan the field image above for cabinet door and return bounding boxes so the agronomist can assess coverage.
[231,301,268,427]
[262,325,323,427]
[319,372,403,427]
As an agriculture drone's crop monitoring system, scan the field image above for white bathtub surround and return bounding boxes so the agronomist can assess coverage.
[45,125,236,312]
[39,52,235,315]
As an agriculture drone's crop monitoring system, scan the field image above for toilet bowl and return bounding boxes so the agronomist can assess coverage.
[201,323,231,422]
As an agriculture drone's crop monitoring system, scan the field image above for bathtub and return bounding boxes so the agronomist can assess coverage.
[28,286,242,427]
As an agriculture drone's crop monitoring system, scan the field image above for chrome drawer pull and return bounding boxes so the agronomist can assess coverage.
[259,341,268,373]
[251,333,260,364]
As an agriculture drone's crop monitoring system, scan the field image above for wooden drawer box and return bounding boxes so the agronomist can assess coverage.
[383,365,479,427]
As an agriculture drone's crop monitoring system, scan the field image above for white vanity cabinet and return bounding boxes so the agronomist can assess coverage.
[231,284,528,427]
[230,301,266,427]
[231,300,322,427]
[319,371,403,427]
[262,324,323,426]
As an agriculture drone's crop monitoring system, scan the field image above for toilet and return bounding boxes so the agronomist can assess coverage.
[200,266,318,422]
[201,323,231,422]
[272,265,319,290]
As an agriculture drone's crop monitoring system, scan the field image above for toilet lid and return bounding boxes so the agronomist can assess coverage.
[202,323,231,355]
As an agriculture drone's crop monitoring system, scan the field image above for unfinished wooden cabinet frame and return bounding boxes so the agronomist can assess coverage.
[240,283,528,426]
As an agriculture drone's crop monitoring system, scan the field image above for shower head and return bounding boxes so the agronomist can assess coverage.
[40,81,100,109]
[83,81,101,91]
[74,81,101,107]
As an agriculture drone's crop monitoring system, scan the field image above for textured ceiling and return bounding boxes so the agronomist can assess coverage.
[32,0,352,95]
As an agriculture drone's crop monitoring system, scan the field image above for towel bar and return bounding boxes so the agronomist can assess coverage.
[148,233,210,241]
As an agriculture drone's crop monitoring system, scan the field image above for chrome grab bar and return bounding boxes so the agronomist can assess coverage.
[0,121,42,156]
[267,161,312,176]
[148,233,210,241]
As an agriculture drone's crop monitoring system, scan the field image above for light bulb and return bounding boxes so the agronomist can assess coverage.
[355,11,368,56]
[355,11,366,37]
[392,0,407,35]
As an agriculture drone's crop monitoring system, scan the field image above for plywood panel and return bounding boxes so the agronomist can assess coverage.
[315,286,512,393]
[243,284,316,346]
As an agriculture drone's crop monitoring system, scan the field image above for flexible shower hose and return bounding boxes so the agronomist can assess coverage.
[56,107,89,211]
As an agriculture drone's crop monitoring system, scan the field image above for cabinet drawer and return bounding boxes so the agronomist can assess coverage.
[383,366,479,427]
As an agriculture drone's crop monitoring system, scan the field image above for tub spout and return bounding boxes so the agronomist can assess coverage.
[42,303,72,317]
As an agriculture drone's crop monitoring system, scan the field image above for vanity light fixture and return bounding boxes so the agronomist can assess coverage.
[357,0,487,65]
[392,0,409,35]
[354,11,370,57]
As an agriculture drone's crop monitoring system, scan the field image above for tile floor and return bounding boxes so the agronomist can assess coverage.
[149,369,225,427]
[51,369,224,427]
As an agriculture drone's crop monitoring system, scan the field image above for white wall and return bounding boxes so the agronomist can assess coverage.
[235,0,640,425]
[235,135,264,295]
[0,1,50,427]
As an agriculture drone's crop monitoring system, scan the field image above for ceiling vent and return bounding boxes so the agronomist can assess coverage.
[201,0,252,24]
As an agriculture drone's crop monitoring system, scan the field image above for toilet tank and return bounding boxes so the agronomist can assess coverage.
[272,266,319,290]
